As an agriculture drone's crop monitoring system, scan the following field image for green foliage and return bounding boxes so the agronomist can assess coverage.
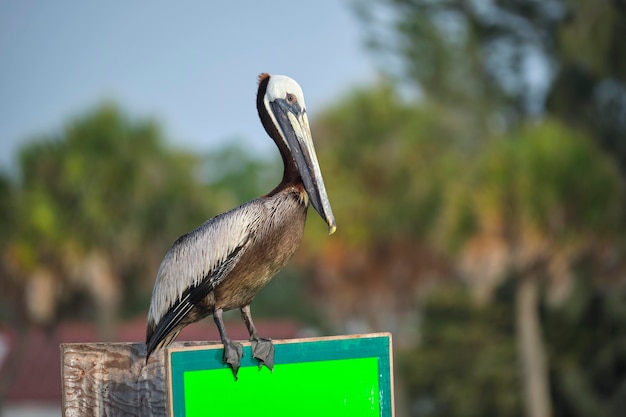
[545,277,626,417]
[1,102,287,324]
[358,0,626,175]
[0,174,13,234]
[513,122,623,236]
[356,0,561,115]
[310,83,461,246]
[305,76,626,417]
[398,284,521,417]
[403,277,626,417]
[439,120,624,251]
[5,103,222,321]
[16,104,210,253]
[558,0,626,80]
[202,143,280,213]
[322,2,626,415]
[251,266,322,326]
[310,79,624,261]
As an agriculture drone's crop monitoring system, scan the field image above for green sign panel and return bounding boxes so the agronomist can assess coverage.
[166,333,394,417]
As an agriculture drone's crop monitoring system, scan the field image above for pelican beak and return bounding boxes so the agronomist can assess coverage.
[271,101,336,234]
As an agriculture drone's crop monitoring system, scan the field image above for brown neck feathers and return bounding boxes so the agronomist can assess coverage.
[256,73,299,188]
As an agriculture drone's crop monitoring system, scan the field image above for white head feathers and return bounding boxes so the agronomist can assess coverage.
[265,75,307,109]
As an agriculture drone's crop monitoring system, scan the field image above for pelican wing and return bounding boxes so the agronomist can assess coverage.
[146,202,262,354]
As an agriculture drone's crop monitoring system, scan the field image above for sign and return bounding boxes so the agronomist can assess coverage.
[166,333,394,416]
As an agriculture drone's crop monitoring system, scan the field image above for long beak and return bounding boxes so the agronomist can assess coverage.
[271,103,336,234]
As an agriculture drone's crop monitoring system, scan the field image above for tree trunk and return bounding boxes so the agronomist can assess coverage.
[516,274,552,417]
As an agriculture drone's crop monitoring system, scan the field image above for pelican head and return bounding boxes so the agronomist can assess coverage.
[258,73,336,234]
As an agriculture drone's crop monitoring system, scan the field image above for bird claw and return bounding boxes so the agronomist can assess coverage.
[251,338,275,371]
[223,340,243,379]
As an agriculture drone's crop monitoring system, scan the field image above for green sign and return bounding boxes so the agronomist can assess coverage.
[166,333,394,417]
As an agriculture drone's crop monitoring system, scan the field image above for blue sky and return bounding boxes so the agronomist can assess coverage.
[0,1,376,171]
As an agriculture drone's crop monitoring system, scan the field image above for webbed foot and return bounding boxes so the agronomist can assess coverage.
[223,340,243,379]
[251,337,275,371]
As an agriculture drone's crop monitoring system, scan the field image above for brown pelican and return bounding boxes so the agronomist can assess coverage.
[145,73,336,377]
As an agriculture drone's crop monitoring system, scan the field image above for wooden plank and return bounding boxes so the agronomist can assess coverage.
[61,334,394,417]
[61,341,213,417]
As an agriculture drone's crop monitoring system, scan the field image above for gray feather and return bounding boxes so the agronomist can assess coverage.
[146,200,264,331]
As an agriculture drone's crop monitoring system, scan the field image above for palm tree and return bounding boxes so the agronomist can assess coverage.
[439,120,625,417]
[3,104,215,330]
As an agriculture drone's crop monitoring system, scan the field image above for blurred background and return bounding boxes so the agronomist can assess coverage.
[1,1,626,416]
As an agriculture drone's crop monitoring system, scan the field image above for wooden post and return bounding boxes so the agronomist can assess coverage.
[61,341,209,417]
[61,334,394,417]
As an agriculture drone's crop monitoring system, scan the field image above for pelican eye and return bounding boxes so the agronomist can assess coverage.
[286,93,296,104]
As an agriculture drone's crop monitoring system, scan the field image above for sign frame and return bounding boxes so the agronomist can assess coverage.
[166,332,394,417]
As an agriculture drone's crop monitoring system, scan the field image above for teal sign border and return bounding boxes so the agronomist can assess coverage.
[167,333,393,417]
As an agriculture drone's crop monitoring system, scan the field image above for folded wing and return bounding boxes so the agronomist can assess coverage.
[145,202,262,356]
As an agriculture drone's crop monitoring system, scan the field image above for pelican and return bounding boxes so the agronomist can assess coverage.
[145,73,336,377]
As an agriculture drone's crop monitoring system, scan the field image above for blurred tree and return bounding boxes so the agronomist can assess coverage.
[354,1,626,415]
[306,76,625,416]
[0,173,23,326]
[356,0,626,175]
[438,121,625,417]
[305,83,458,345]
[310,82,462,245]
[545,276,626,417]
[408,278,626,416]
[201,143,280,213]
[2,104,217,334]
[548,0,626,178]
[355,0,562,122]
[398,283,521,417]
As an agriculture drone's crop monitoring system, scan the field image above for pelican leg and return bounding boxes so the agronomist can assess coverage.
[214,308,243,379]
[241,305,275,371]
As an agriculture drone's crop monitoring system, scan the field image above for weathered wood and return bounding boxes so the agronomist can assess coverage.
[61,341,215,417]
[61,334,395,417]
